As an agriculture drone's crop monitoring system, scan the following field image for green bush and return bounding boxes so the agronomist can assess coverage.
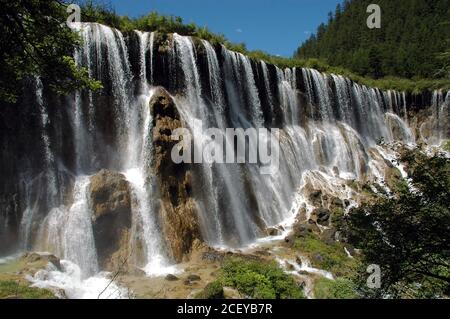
[0,280,55,299]
[195,281,224,299]
[294,233,358,278]
[442,140,450,152]
[313,277,358,299]
[217,258,304,299]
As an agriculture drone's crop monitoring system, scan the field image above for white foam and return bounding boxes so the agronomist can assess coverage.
[276,256,334,280]
[27,260,129,299]
[143,255,183,277]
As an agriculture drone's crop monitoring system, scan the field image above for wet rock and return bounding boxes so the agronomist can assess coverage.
[202,251,225,262]
[183,279,192,286]
[331,197,344,209]
[295,256,303,267]
[151,87,202,263]
[90,169,131,220]
[89,169,132,271]
[22,252,62,271]
[285,262,295,271]
[266,227,281,236]
[320,228,337,245]
[165,274,179,281]
[309,189,323,207]
[293,222,320,237]
[311,208,331,226]
[332,166,340,176]
[187,274,201,282]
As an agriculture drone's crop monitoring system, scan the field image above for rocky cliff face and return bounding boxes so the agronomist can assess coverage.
[90,169,132,271]
[150,87,201,262]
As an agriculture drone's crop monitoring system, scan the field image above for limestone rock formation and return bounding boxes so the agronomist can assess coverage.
[89,169,132,271]
[150,87,201,262]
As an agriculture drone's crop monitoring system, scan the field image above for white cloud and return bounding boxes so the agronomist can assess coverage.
[235,28,243,33]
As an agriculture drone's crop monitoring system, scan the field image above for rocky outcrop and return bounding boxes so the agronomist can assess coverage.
[89,169,132,271]
[310,208,331,226]
[21,252,62,272]
[151,87,202,262]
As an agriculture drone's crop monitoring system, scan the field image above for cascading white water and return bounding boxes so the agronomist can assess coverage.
[20,77,58,250]
[7,23,448,300]
[37,176,98,277]
[29,24,172,281]
[260,61,275,116]
[63,177,99,277]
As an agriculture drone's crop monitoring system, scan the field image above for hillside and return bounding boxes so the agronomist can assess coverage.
[295,0,450,79]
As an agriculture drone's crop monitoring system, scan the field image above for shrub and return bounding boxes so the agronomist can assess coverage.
[294,233,358,278]
[313,277,358,299]
[217,258,304,299]
[195,281,224,299]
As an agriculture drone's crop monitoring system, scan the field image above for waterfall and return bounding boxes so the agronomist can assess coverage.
[260,61,274,116]
[136,30,155,89]
[35,77,58,203]
[63,177,99,277]
[20,77,58,250]
[2,23,448,289]
[201,39,225,110]
[37,176,98,277]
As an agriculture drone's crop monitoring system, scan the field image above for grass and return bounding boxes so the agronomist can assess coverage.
[313,277,359,299]
[0,256,57,299]
[294,233,359,278]
[196,257,304,299]
[0,260,24,274]
[0,280,55,299]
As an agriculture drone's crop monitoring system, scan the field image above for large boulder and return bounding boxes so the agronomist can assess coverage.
[150,87,202,262]
[89,169,132,270]
[310,208,331,226]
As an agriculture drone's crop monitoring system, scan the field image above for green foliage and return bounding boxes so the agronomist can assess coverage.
[345,147,450,298]
[294,233,359,278]
[0,0,102,103]
[442,140,450,152]
[216,257,304,299]
[194,281,224,299]
[0,280,55,299]
[295,0,450,80]
[437,9,450,77]
[313,277,359,299]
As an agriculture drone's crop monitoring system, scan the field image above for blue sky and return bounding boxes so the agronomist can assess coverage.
[108,0,343,57]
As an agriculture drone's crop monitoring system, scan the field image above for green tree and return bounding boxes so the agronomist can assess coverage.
[437,9,450,77]
[294,0,449,79]
[344,147,450,298]
[0,0,101,104]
